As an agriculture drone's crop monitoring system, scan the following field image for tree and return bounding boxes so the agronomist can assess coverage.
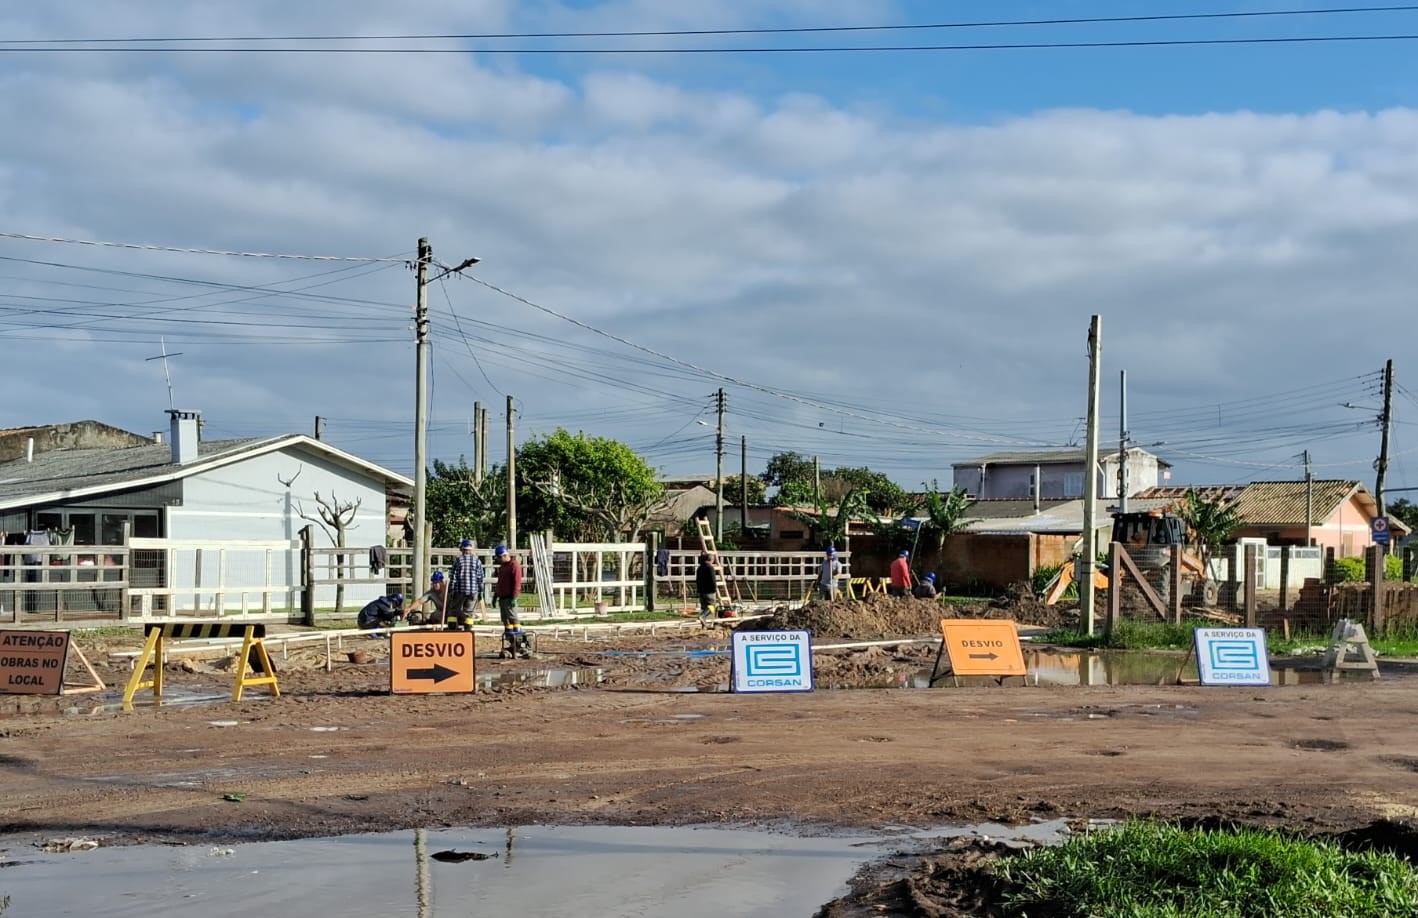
[517,429,664,542]
[915,481,974,551]
[789,487,871,550]
[1389,498,1418,533]
[297,490,361,614]
[722,474,767,506]
[761,451,815,490]
[830,466,910,514]
[1175,487,1243,570]
[426,457,506,548]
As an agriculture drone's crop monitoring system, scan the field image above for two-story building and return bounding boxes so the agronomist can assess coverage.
[952,448,1170,501]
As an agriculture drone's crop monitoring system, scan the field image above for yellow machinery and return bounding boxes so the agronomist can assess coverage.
[1042,511,1216,606]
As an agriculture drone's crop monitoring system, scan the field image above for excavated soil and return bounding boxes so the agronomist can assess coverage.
[2,602,1417,914]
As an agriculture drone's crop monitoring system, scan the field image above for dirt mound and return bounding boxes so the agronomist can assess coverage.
[736,595,947,641]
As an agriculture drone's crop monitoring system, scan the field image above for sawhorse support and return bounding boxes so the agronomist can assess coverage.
[123,621,281,710]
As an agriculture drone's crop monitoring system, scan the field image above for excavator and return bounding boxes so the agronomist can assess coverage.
[1042,510,1218,606]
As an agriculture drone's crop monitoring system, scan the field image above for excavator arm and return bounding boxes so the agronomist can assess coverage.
[1042,558,1110,605]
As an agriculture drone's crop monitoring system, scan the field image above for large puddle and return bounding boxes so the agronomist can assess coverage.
[910,649,1359,688]
[0,822,1066,917]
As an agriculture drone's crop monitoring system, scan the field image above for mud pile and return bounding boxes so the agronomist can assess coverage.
[737,595,947,641]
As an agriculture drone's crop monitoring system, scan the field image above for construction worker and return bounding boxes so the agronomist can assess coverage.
[357,593,405,630]
[888,550,913,597]
[405,571,449,625]
[447,539,485,631]
[818,546,842,600]
[696,552,717,622]
[493,545,530,658]
[912,572,939,599]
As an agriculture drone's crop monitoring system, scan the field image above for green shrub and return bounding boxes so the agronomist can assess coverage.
[1332,556,1366,582]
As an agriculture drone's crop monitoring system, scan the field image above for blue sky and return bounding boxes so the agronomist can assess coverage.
[1,0,1416,498]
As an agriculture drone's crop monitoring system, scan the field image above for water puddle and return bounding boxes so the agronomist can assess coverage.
[899,649,1373,688]
[477,667,606,689]
[0,822,1070,917]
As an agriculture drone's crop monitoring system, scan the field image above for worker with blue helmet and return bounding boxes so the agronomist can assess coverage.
[405,570,450,625]
[357,592,407,630]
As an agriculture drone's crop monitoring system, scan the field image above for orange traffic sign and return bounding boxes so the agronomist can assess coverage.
[390,631,475,694]
[0,631,72,695]
[939,619,1027,677]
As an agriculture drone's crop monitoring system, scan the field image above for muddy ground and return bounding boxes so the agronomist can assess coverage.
[2,594,1416,914]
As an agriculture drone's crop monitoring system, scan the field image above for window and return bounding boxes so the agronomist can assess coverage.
[1063,472,1085,499]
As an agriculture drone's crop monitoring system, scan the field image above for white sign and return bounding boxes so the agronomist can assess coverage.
[1194,627,1271,686]
[731,630,814,694]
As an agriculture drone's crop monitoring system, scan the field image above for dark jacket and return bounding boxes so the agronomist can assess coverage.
[494,556,523,599]
[696,560,717,597]
[358,595,402,630]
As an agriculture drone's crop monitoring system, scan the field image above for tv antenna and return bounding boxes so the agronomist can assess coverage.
[145,336,184,410]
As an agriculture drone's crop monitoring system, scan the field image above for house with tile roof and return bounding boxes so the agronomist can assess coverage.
[1132,480,1406,558]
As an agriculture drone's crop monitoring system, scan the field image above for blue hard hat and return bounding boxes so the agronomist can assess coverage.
[925,572,936,582]
[494,544,508,556]
[430,571,445,583]
[825,546,836,554]
[392,593,404,604]
[459,538,473,548]
[899,550,910,557]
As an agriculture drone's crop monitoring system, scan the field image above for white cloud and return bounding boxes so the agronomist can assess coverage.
[0,4,1414,485]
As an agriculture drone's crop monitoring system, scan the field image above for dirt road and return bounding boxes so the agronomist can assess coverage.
[2,623,1415,847]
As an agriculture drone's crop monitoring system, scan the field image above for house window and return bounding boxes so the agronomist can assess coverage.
[1063,472,1085,499]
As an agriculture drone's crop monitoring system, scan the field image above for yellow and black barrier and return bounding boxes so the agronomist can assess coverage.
[122,621,280,710]
[849,577,886,599]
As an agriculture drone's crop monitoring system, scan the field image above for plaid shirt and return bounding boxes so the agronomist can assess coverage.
[450,552,485,595]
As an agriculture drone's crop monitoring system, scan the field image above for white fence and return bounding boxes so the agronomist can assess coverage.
[127,537,301,619]
[659,549,851,605]
[1226,543,1323,590]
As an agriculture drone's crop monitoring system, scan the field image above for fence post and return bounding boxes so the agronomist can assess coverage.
[1224,551,1236,611]
[1105,542,1121,637]
[646,531,659,612]
[1324,547,1337,585]
[1278,546,1291,614]
[1169,543,1183,625]
[1244,544,1258,628]
[1405,546,1414,583]
[300,525,315,626]
[120,520,132,621]
[1369,544,1386,634]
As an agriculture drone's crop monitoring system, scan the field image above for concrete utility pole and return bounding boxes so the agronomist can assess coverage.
[1377,358,1394,524]
[1118,369,1129,513]
[506,395,517,549]
[1080,315,1103,635]
[813,455,821,507]
[1304,449,1314,547]
[740,434,748,536]
[714,388,726,540]
[478,404,488,483]
[413,237,432,592]
[314,416,324,441]
[472,401,482,481]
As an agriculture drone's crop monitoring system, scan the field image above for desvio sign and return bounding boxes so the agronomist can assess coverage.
[731,630,813,694]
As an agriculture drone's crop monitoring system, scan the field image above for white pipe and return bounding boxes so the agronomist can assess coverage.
[25,437,34,462]
[813,638,941,651]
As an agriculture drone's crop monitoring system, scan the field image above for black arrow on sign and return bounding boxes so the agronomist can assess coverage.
[408,664,460,684]
[968,652,999,660]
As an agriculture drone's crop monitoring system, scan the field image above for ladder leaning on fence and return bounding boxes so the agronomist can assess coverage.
[527,534,557,618]
[695,518,741,607]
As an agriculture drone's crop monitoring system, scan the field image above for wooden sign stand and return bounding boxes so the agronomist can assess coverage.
[63,644,106,695]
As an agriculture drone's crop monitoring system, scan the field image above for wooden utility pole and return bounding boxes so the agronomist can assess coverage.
[1118,369,1129,512]
[1377,358,1394,523]
[1080,315,1103,635]
[714,388,726,540]
[1304,449,1314,547]
[413,237,432,592]
[506,395,517,549]
[813,455,821,506]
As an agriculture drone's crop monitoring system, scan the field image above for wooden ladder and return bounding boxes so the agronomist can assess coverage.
[695,518,740,607]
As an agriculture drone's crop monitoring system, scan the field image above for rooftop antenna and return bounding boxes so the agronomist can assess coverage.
[144,336,184,410]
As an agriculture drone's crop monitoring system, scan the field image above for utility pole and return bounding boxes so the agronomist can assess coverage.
[1118,369,1129,513]
[413,237,432,592]
[740,434,748,536]
[506,395,517,549]
[1377,358,1394,525]
[477,404,488,483]
[714,388,726,540]
[1080,315,1103,635]
[1304,449,1313,547]
[314,416,323,441]
[472,401,482,481]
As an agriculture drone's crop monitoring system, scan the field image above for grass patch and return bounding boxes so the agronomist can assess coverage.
[993,821,1418,917]
[1034,619,1203,651]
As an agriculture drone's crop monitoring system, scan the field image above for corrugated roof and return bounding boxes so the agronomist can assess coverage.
[961,499,1114,535]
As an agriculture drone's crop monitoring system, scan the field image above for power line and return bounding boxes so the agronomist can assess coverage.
[8,6,1417,43]
[0,231,407,262]
[6,34,1418,54]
